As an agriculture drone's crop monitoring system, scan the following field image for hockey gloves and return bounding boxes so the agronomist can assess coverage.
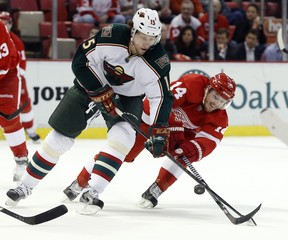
[168,126,185,150]
[145,124,170,158]
[88,84,122,118]
[171,140,200,163]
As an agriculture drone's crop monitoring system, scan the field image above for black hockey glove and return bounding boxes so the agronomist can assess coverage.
[145,124,170,158]
[88,84,122,118]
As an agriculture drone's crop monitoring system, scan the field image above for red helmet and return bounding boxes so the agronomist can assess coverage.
[209,73,236,100]
[0,11,12,23]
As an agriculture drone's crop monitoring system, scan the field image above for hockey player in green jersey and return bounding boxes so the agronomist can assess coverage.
[6,8,174,214]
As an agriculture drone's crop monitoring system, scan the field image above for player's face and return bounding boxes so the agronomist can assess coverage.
[204,89,228,112]
[132,32,157,55]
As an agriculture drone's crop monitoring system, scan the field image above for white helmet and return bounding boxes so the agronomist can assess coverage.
[131,8,162,46]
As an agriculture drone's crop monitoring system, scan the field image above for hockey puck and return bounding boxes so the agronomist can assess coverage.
[194,184,205,195]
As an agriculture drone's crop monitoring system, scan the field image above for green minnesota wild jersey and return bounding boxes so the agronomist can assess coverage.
[72,23,173,125]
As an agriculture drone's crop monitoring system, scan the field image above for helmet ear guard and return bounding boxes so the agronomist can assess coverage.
[131,8,162,46]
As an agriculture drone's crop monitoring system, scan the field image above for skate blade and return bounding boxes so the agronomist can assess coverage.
[76,203,102,215]
[5,198,19,207]
[136,198,154,209]
[60,194,74,203]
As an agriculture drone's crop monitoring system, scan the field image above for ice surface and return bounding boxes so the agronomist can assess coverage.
[0,136,287,239]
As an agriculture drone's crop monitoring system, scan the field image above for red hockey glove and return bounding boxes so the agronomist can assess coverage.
[171,140,201,164]
[168,126,185,151]
[88,84,122,118]
[145,124,170,158]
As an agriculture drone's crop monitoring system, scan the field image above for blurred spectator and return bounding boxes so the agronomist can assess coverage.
[261,42,283,62]
[73,0,96,23]
[168,0,204,43]
[160,23,177,59]
[174,25,200,60]
[73,0,126,25]
[143,0,173,24]
[220,0,244,25]
[232,3,266,45]
[198,0,229,43]
[170,0,204,18]
[200,0,243,25]
[234,29,265,61]
[119,0,134,23]
[200,27,237,60]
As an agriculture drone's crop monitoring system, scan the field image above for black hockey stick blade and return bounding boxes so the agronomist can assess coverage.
[0,204,68,225]
[0,100,28,120]
[233,204,261,225]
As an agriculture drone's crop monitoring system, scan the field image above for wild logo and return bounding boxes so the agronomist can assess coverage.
[181,69,210,78]
[103,60,134,86]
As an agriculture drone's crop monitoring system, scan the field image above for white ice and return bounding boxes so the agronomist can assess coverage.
[0,136,287,240]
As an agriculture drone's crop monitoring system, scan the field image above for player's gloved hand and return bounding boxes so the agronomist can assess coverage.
[145,124,170,158]
[171,141,200,163]
[168,126,185,151]
[88,84,122,118]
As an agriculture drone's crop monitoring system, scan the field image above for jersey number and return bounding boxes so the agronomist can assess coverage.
[0,43,9,59]
[171,81,187,99]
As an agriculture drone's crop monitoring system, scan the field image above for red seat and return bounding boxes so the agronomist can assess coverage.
[39,21,70,39]
[68,0,78,19]
[266,2,280,18]
[39,0,68,21]
[226,2,239,10]
[241,2,261,12]
[71,22,95,47]
[10,0,39,11]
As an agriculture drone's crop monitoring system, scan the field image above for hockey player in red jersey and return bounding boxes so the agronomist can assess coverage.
[0,11,40,143]
[0,19,29,183]
[62,72,236,209]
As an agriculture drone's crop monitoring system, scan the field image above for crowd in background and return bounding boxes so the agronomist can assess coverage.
[1,0,286,61]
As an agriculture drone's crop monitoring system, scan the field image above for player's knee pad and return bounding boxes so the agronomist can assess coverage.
[42,130,74,158]
[107,121,136,155]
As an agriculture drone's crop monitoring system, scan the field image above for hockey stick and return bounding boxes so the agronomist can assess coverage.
[115,108,261,225]
[0,204,68,225]
[260,108,288,146]
[277,27,288,53]
[181,156,257,225]
[0,100,28,120]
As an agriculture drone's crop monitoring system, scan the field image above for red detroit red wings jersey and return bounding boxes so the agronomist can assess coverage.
[142,73,229,158]
[0,20,20,80]
[10,31,26,73]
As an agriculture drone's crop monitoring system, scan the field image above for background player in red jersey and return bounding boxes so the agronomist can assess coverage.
[63,72,236,208]
[0,19,29,183]
[0,12,40,143]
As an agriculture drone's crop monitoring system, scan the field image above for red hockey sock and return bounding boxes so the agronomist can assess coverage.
[77,167,90,188]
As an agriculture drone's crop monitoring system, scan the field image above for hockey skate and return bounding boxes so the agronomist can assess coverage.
[63,179,84,202]
[137,182,163,208]
[6,183,32,206]
[77,187,104,215]
[13,156,29,183]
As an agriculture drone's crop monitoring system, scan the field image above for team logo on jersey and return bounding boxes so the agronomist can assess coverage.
[181,69,210,78]
[103,60,134,86]
[197,105,203,111]
[155,54,169,69]
[101,25,112,38]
